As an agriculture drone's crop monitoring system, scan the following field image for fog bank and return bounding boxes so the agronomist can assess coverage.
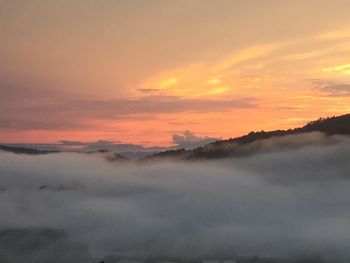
[0,136,350,262]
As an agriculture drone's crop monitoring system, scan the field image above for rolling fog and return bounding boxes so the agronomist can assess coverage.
[0,134,350,262]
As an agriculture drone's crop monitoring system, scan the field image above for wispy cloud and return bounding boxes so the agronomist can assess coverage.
[0,96,255,131]
[312,79,350,97]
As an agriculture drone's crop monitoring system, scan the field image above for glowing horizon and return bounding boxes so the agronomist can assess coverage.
[1,0,350,146]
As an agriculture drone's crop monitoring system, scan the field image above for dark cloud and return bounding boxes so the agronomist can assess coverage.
[136,88,162,94]
[172,130,219,149]
[0,136,350,261]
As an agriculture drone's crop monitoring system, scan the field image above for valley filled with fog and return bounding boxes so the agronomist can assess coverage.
[1,135,350,263]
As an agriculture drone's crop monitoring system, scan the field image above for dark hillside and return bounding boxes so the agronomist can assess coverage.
[0,145,58,155]
[143,113,350,161]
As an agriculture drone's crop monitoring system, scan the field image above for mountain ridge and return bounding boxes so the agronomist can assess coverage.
[142,113,350,161]
[1,113,349,161]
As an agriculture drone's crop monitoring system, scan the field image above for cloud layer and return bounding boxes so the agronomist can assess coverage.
[0,135,350,262]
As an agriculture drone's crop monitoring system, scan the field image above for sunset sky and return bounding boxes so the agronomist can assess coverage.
[1,0,350,146]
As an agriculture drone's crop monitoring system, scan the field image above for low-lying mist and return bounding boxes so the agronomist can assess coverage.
[0,134,350,262]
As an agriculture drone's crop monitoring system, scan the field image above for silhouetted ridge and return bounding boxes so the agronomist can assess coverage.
[143,113,350,161]
[297,114,350,134]
[0,145,129,161]
[0,145,58,155]
[86,149,129,161]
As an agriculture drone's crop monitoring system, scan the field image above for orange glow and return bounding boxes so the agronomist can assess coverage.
[1,1,350,146]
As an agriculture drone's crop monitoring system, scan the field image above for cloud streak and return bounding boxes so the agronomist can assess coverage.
[0,96,255,131]
[312,79,350,97]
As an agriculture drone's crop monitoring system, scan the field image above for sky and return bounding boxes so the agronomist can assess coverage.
[1,0,350,146]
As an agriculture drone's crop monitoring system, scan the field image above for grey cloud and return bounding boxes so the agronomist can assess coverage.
[312,79,350,96]
[0,136,350,261]
[136,88,162,94]
[172,130,218,149]
[322,83,350,96]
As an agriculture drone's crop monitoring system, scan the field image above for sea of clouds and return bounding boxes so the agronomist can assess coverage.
[0,134,350,262]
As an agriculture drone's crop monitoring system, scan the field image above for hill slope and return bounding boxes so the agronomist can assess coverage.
[143,113,350,161]
[0,145,58,155]
[0,145,128,161]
